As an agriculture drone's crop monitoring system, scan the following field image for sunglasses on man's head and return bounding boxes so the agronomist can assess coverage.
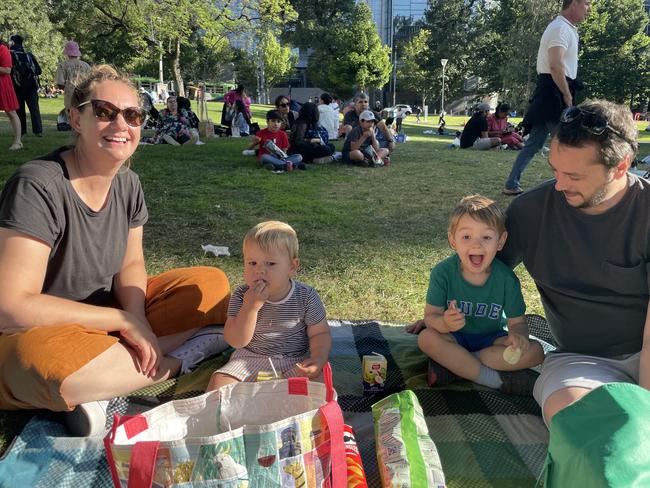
[77,99,147,128]
[560,106,633,145]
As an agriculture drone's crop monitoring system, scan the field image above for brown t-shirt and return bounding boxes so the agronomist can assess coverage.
[0,148,148,305]
[55,58,91,109]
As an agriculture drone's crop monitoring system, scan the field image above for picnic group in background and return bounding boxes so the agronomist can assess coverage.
[207,221,331,391]
[0,33,22,151]
[459,103,502,150]
[143,95,198,146]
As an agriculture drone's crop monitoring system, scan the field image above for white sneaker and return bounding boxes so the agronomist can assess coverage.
[65,399,109,437]
[162,134,180,146]
[242,149,256,156]
[169,325,228,374]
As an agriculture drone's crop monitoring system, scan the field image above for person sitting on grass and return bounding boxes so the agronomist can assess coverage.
[150,95,197,145]
[342,93,395,155]
[488,102,524,149]
[0,64,231,437]
[245,109,303,172]
[341,110,390,166]
[290,102,335,164]
[460,103,502,150]
[230,99,251,137]
[207,221,332,391]
[407,195,544,395]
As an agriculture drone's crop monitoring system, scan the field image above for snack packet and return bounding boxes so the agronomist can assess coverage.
[372,390,446,488]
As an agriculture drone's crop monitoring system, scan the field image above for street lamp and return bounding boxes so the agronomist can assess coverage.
[440,58,448,115]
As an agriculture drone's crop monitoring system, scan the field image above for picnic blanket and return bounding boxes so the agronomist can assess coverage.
[0,319,551,488]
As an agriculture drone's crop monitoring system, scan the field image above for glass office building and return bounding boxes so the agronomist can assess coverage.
[365,0,428,45]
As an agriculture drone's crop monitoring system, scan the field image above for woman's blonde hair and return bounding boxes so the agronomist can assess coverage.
[244,221,299,260]
[448,195,506,235]
[70,64,138,109]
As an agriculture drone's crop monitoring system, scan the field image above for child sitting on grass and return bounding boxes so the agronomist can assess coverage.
[246,109,304,171]
[207,221,331,391]
[407,195,544,395]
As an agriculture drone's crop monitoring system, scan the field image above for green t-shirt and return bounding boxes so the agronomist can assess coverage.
[426,254,526,334]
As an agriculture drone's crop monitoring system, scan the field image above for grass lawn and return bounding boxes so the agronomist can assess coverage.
[0,98,648,453]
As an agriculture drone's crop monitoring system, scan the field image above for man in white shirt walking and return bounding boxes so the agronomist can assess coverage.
[503,0,591,195]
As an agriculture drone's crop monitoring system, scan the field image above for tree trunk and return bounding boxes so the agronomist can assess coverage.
[173,38,185,97]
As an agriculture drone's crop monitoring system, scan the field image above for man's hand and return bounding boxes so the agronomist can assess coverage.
[563,93,573,108]
[243,280,268,310]
[405,319,426,334]
[119,313,161,377]
[443,300,465,331]
[295,357,324,378]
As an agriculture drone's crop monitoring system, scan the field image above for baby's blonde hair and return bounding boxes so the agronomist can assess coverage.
[448,195,506,235]
[243,221,299,260]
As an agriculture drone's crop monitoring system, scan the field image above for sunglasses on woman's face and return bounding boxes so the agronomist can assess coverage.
[278,102,289,108]
[77,99,147,128]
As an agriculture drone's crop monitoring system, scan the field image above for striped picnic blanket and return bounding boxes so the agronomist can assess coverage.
[0,319,550,488]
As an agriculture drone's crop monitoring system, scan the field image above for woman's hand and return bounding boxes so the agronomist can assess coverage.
[119,312,162,377]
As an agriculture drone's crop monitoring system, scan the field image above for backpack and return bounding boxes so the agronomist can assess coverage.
[11,51,39,90]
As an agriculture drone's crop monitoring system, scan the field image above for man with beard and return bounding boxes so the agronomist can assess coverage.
[498,100,647,425]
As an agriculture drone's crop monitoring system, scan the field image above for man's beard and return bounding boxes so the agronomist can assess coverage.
[576,180,611,209]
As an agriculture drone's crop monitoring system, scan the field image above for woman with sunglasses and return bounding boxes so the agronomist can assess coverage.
[0,33,22,150]
[275,95,298,133]
[151,95,196,145]
[0,65,231,436]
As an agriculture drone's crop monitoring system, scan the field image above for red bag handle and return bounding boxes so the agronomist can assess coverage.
[319,400,347,488]
[127,440,160,488]
[105,414,158,488]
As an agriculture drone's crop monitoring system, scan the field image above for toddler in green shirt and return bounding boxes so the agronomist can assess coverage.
[407,195,544,394]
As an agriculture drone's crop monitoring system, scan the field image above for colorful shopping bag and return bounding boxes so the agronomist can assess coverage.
[104,363,345,488]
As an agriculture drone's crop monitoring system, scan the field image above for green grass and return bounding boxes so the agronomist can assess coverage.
[0,98,648,453]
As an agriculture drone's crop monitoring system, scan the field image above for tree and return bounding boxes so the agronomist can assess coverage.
[579,0,650,106]
[421,0,491,109]
[282,0,356,50]
[473,0,558,109]
[46,0,296,96]
[397,29,438,110]
[257,31,297,102]
[1,0,65,82]
[307,2,391,97]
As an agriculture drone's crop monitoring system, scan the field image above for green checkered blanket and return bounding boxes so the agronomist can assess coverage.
[0,320,550,488]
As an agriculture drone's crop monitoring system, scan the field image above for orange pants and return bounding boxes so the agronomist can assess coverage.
[0,266,230,411]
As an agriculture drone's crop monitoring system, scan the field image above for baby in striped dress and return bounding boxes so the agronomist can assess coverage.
[206,221,332,391]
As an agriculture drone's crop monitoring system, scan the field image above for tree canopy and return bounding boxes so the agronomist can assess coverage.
[1,0,648,109]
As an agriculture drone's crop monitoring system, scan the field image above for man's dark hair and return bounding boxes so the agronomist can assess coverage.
[555,100,638,169]
[320,93,332,105]
[9,35,23,46]
[561,0,581,9]
[266,109,283,121]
